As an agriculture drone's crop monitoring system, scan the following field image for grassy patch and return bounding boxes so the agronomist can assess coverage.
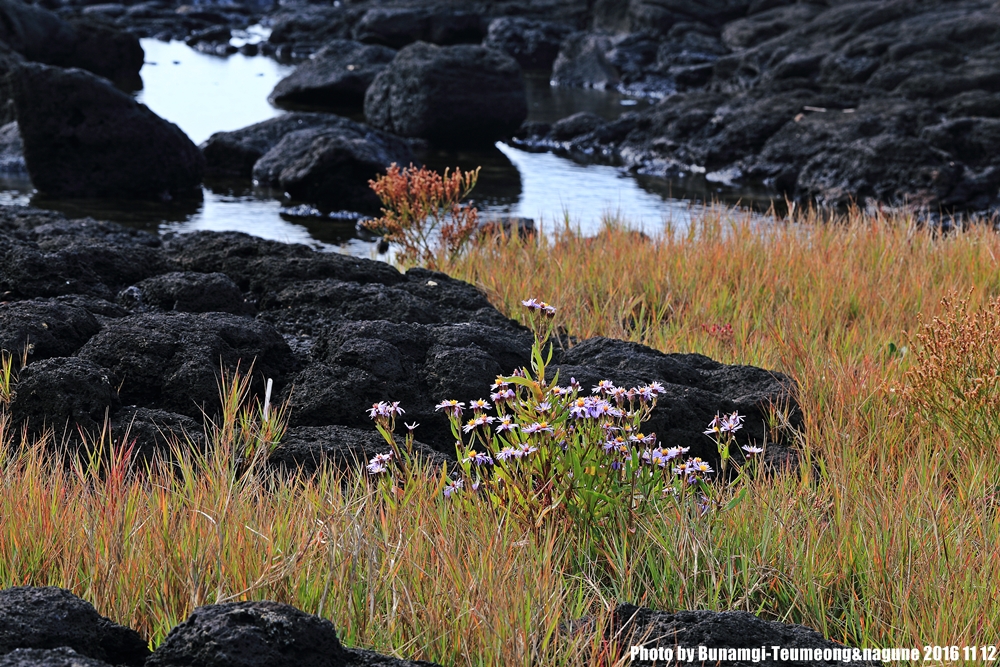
[1,206,999,664]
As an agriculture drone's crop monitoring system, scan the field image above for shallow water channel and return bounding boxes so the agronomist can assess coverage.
[3,37,772,255]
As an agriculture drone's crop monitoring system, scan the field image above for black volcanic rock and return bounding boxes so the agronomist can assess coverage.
[0,587,148,666]
[118,271,253,315]
[9,356,121,439]
[0,647,115,667]
[364,42,527,146]
[269,40,397,110]
[483,17,572,71]
[0,299,101,360]
[76,311,294,419]
[250,120,414,212]
[352,6,485,48]
[10,63,203,200]
[146,601,437,667]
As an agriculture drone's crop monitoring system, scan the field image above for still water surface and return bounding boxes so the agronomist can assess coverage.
[3,38,766,254]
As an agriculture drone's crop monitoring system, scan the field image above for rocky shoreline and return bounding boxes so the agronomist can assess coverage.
[0,205,799,470]
[1,0,998,216]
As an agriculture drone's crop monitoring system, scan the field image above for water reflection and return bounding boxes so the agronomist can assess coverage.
[0,39,777,254]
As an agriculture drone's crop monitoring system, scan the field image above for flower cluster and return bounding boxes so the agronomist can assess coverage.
[367,299,765,525]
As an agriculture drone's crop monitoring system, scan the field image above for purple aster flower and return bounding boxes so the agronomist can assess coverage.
[463,415,495,433]
[517,443,538,457]
[470,398,492,411]
[405,422,419,432]
[521,421,554,435]
[443,479,463,498]
[435,399,465,418]
[592,380,617,396]
[741,444,764,456]
[367,451,393,474]
[462,450,494,466]
[521,298,542,310]
[569,377,581,392]
[721,412,745,433]
[648,381,665,396]
[663,446,689,461]
[495,415,518,433]
[535,401,552,413]
[496,446,519,461]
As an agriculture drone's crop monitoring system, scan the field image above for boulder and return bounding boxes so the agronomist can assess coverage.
[11,63,204,200]
[146,601,437,667]
[268,40,397,110]
[249,119,414,212]
[352,6,485,49]
[483,17,572,71]
[9,356,121,439]
[117,271,253,315]
[270,424,449,474]
[548,337,802,472]
[364,42,527,146]
[76,311,295,419]
[0,298,101,360]
[0,0,142,83]
[0,587,148,665]
[590,604,878,666]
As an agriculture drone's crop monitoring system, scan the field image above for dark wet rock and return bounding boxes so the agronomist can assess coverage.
[0,587,148,666]
[0,299,101,360]
[597,604,878,666]
[118,271,253,315]
[270,424,448,474]
[483,17,572,71]
[286,320,533,451]
[146,600,437,667]
[200,113,411,201]
[269,40,397,110]
[63,17,144,85]
[201,113,346,179]
[266,5,354,53]
[364,42,527,146]
[164,231,404,297]
[110,407,204,462]
[0,122,25,174]
[513,0,1000,213]
[250,118,414,212]
[76,311,294,419]
[0,647,114,667]
[11,63,204,200]
[0,0,142,84]
[352,6,485,49]
[9,356,120,438]
[549,337,801,471]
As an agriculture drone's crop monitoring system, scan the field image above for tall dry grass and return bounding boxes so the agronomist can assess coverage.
[1,205,998,664]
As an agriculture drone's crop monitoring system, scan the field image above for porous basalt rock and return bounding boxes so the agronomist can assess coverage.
[146,601,438,667]
[9,356,120,439]
[118,271,253,315]
[0,299,101,360]
[76,311,294,419]
[0,587,149,666]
